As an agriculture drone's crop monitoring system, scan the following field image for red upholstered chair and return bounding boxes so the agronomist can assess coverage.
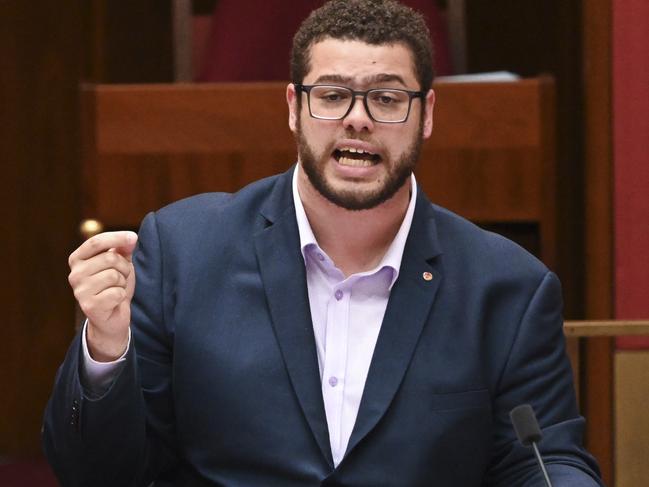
[194,0,454,82]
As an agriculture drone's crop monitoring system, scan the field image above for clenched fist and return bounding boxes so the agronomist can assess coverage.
[68,231,138,362]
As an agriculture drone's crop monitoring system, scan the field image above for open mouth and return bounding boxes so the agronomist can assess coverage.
[333,147,381,167]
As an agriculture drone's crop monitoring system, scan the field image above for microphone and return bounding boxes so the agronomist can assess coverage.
[510,404,553,487]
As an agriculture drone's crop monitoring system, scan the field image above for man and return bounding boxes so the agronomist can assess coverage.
[44,1,603,485]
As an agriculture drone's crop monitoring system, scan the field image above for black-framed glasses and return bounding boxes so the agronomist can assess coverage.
[295,84,425,123]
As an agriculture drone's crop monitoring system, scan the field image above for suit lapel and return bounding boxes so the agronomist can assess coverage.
[345,190,443,458]
[253,168,333,467]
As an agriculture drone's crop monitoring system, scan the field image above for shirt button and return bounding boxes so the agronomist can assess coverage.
[335,290,343,300]
[317,252,325,261]
[328,376,338,387]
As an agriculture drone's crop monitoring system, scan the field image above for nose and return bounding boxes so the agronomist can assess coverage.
[342,95,375,133]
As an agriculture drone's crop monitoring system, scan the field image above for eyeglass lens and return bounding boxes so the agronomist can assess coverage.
[308,86,411,122]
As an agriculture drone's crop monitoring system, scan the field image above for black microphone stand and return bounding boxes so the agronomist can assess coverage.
[510,404,553,487]
[531,440,553,487]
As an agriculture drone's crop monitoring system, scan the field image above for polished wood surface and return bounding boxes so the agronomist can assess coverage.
[565,321,649,337]
[582,0,614,482]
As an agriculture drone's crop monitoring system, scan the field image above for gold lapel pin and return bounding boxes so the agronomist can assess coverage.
[422,271,433,281]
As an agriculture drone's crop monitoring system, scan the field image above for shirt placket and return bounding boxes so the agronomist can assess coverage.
[322,283,350,466]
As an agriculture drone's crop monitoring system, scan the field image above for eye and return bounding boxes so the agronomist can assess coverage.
[369,91,403,106]
[315,88,351,103]
[325,93,343,102]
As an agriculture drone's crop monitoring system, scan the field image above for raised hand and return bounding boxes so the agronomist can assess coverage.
[68,231,138,361]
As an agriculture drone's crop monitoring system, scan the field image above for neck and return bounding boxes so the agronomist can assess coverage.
[297,166,411,277]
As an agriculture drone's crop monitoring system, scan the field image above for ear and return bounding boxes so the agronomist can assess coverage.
[287,83,299,133]
[422,89,435,139]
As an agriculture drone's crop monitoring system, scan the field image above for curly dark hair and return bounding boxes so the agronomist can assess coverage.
[291,0,434,91]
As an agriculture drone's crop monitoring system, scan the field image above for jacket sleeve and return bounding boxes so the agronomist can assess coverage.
[484,272,603,486]
[42,211,177,486]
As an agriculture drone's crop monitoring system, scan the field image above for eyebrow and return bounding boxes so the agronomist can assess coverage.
[312,73,408,87]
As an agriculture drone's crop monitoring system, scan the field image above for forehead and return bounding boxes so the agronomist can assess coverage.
[305,38,418,87]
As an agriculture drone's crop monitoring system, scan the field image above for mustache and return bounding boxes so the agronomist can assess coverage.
[342,129,373,142]
[293,115,385,154]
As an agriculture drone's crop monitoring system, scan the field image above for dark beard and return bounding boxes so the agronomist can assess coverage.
[296,123,423,211]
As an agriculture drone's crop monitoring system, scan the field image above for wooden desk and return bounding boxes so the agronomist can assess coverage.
[81,77,557,265]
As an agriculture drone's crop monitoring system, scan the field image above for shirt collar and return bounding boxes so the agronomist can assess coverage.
[292,164,417,288]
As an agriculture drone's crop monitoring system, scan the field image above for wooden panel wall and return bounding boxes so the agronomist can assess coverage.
[465,0,584,319]
[0,0,176,458]
[582,0,615,483]
[0,1,83,456]
[466,4,617,479]
[86,0,174,83]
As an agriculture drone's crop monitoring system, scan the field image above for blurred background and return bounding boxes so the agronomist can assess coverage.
[1,1,647,485]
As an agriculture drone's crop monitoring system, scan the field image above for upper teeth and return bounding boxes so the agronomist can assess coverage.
[341,147,372,155]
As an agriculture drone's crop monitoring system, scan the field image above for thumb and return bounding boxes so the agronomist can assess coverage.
[114,231,138,262]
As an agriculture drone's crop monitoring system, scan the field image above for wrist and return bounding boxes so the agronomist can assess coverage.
[86,323,130,362]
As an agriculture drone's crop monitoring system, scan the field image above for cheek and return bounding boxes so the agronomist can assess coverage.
[392,123,422,151]
[381,131,409,158]
[302,120,337,152]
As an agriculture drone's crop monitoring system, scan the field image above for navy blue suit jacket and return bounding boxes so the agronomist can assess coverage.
[44,167,602,486]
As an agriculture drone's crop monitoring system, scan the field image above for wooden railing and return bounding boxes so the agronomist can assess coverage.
[564,320,649,337]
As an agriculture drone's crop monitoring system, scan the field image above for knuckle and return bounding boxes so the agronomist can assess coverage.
[109,286,126,301]
[87,236,100,251]
[72,281,86,298]
[106,287,126,304]
[105,250,118,266]
[79,299,93,316]
[112,269,123,285]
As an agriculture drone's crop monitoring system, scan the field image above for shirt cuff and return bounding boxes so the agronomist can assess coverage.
[80,320,130,397]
